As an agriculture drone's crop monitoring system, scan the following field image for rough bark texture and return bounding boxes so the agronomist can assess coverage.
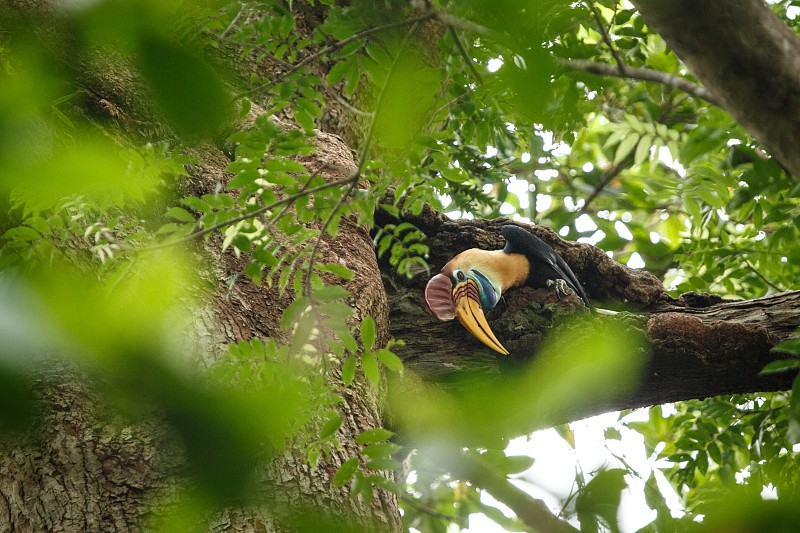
[632,0,800,176]
[381,210,800,424]
[198,121,399,532]
[0,5,400,532]
[0,365,182,533]
[0,124,399,533]
[4,2,800,532]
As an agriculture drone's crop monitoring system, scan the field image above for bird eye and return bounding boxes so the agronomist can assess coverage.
[454,270,466,282]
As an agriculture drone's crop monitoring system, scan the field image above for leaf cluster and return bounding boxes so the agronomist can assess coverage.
[3,0,800,532]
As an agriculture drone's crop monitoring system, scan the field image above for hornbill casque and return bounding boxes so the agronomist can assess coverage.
[424,225,594,355]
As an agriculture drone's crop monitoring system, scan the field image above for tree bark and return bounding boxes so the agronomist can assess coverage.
[631,0,800,177]
[0,1,404,530]
[382,211,800,425]
[4,2,800,532]
[0,123,399,532]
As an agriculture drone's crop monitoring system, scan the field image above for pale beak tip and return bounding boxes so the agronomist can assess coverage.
[454,286,510,355]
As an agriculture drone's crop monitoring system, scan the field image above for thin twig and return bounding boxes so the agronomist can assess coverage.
[302,179,360,298]
[573,152,633,221]
[433,10,491,35]
[331,93,374,117]
[303,19,425,297]
[221,2,246,39]
[741,255,784,293]
[580,0,721,107]
[456,454,580,533]
[236,12,436,100]
[135,171,355,252]
[586,0,625,74]
[448,26,483,83]
[259,168,325,237]
[560,59,721,107]
[399,493,468,528]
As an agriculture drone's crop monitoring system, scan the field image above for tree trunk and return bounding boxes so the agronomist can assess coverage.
[632,0,800,176]
[0,120,399,533]
[0,6,399,528]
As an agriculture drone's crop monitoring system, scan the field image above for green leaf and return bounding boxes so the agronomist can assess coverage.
[503,455,535,474]
[294,108,315,131]
[790,373,800,419]
[156,222,179,235]
[232,234,252,252]
[361,442,402,459]
[634,134,652,166]
[773,338,800,355]
[280,297,308,330]
[226,168,260,189]
[759,359,800,375]
[362,351,380,387]
[338,328,359,353]
[313,285,349,302]
[263,158,307,173]
[317,263,354,280]
[320,412,343,440]
[365,457,401,471]
[614,132,639,164]
[375,349,403,372]
[342,355,357,386]
[181,196,212,213]
[356,428,394,445]
[326,60,353,86]
[166,206,196,223]
[334,457,359,487]
[696,449,709,475]
[361,316,376,351]
[3,226,41,243]
[349,471,365,497]
[344,59,361,97]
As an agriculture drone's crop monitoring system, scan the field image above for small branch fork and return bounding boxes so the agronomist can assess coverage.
[587,0,625,74]
[562,1,720,107]
[561,59,721,107]
[237,12,436,100]
[453,453,579,533]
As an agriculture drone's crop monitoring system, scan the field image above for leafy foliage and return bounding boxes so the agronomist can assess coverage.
[2,0,800,532]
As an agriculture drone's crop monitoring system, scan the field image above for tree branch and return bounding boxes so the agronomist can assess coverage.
[378,213,800,423]
[560,59,720,106]
[586,0,625,74]
[132,170,357,252]
[448,26,483,83]
[455,453,579,533]
[399,493,468,528]
[572,152,633,222]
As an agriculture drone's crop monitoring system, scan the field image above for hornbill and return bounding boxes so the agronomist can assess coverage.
[424,225,592,355]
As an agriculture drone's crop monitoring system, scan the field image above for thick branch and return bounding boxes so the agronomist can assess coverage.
[380,212,800,423]
[631,0,800,176]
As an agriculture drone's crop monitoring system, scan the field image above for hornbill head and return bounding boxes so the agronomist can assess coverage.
[424,248,529,355]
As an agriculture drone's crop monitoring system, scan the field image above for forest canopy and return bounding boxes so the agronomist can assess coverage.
[1,1,800,532]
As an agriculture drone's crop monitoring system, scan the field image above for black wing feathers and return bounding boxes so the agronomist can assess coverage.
[501,225,591,307]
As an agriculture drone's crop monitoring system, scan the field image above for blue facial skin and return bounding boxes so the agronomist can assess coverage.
[452,269,499,310]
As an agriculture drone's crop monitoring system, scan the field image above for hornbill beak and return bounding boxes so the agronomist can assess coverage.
[425,273,509,355]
